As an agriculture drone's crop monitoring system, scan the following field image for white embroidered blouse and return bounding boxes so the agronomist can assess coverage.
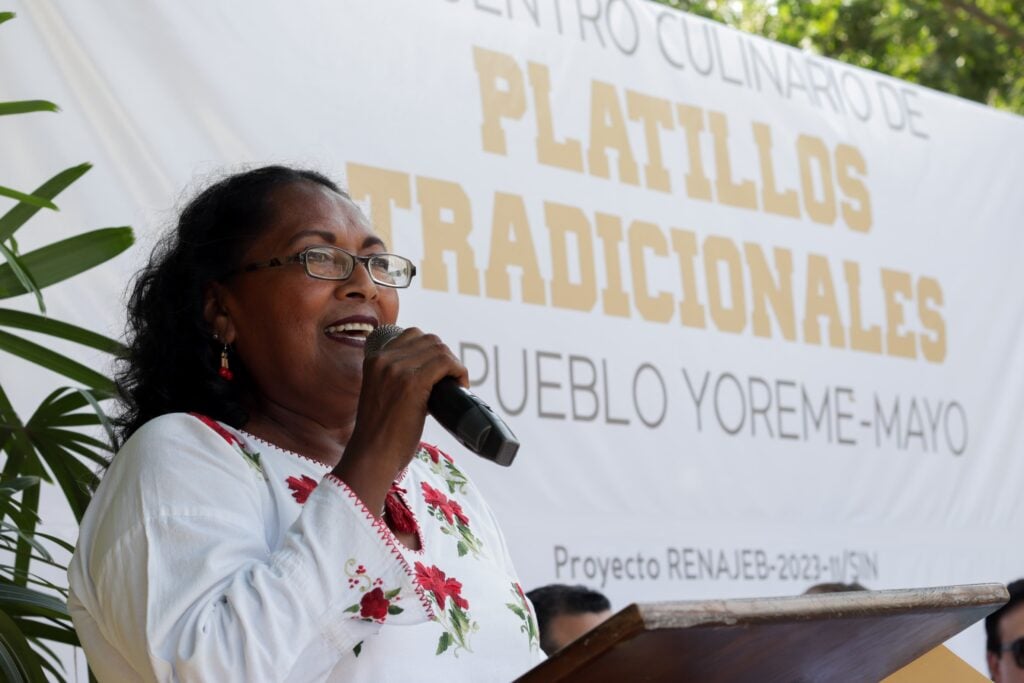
[68,412,543,682]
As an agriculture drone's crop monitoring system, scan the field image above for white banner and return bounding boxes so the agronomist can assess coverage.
[3,0,1024,672]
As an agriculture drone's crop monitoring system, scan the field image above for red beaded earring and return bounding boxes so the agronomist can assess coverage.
[219,344,233,381]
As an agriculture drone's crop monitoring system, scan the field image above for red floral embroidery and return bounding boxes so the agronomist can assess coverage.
[421,483,469,525]
[421,483,445,507]
[421,442,454,464]
[189,413,264,477]
[421,482,482,557]
[343,559,404,623]
[417,443,468,495]
[414,562,476,654]
[448,500,468,526]
[359,587,390,620]
[286,475,319,504]
[415,562,468,610]
[190,413,240,446]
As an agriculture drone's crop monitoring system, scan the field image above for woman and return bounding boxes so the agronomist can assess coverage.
[68,166,542,681]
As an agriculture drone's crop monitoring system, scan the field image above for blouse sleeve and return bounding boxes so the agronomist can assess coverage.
[74,413,432,682]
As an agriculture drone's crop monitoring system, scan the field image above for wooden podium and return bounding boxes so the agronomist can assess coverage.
[516,584,1007,682]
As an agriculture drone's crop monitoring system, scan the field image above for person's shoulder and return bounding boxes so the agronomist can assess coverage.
[125,411,199,438]
[114,412,252,478]
[93,413,265,523]
[124,412,239,449]
[77,415,265,575]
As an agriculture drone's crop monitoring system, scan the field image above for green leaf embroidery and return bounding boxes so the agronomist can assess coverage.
[456,540,468,557]
[506,583,540,651]
[387,604,404,615]
[343,604,359,613]
[352,641,362,657]
[239,448,263,477]
[384,587,401,600]
[435,631,452,655]
[450,604,470,633]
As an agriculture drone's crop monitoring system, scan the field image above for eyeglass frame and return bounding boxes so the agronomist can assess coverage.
[228,244,417,288]
[998,637,1024,668]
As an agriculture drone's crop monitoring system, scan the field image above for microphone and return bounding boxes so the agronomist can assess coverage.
[365,325,520,467]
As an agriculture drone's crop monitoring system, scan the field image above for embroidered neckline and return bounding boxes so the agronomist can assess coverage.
[238,429,332,469]
[238,433,430,484]
[241,434,429,556]
[188,413,266,479]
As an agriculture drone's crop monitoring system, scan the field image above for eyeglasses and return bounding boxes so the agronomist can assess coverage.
[233,245,417,288]
[999,637,1024,668]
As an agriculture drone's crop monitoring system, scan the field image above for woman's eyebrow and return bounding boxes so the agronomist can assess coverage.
[286,229,336,247]
[284,231,387,250]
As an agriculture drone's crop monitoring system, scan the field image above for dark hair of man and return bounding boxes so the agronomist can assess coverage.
[526,584,611,655]
[803,582,868,595]
[986,579,1024,654]
[114,165,344,447]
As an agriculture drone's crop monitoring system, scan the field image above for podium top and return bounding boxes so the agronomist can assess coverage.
[516,583,1008,683]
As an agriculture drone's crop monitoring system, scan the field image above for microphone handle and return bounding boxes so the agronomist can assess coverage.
[427,377,519,467]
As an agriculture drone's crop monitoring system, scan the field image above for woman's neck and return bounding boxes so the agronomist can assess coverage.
[243,398,355,468]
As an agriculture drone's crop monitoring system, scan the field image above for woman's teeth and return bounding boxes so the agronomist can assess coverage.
[324,322,374,338]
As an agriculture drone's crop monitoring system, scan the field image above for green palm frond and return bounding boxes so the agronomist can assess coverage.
[0,13,134,681]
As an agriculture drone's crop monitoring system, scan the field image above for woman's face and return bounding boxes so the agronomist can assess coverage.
[216,181,400,418]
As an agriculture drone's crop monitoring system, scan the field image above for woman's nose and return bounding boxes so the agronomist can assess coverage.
[335,260,379,300]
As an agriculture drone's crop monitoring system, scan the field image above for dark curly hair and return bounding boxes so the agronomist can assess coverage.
[115,165,344,447]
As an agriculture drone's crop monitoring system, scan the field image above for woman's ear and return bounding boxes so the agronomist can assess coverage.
[203,282,236,344]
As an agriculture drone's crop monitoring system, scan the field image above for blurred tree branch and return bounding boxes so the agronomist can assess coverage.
[939,0,1024,51]
[651,0,1024,114]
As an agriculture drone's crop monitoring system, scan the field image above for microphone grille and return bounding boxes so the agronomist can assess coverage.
[365,324,404,357]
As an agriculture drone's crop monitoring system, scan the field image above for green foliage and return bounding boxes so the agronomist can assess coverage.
[0,10,135,681]
[652,0,1024,114]
[0,478,78,682]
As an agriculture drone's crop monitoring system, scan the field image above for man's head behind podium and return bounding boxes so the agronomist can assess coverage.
[526,584,612,656]
[987,579,1024,682]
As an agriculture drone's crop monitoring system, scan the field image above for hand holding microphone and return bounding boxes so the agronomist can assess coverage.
[365,325,519,467]
[337,324,519,518]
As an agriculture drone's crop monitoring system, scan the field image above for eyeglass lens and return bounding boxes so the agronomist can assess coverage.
[303,247,412,287]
